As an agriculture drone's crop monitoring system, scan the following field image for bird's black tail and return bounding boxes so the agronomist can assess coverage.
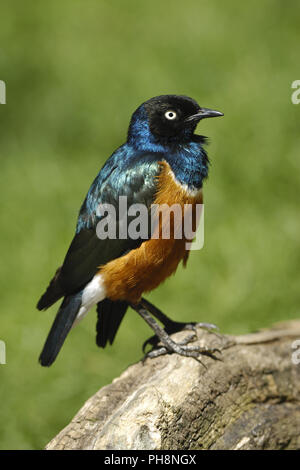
[37,266,64,311]
[96,299,128,348]
[39,292,82,367]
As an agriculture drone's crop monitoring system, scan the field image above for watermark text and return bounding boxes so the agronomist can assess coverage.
[291,80,300,104]
[291,339,300,365]
[0,80,6,104]
[95,197,204,250]
[0,340,6,364]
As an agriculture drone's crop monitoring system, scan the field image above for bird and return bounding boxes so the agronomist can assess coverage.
[37,94,223,366]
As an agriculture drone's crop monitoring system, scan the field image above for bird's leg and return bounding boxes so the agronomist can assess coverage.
[141,297,218,331]
[130,302,219,361]
[140,297,219,352]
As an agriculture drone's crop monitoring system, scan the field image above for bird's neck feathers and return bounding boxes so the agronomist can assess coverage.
[127,105,166,152]
[127,105,209,190]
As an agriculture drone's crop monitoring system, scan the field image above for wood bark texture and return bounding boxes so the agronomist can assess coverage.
[46,320,300,450]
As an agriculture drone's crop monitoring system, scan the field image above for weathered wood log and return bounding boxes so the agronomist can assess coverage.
[46,320,300,450]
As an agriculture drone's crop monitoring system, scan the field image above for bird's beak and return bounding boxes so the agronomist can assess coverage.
[186,107,224,122]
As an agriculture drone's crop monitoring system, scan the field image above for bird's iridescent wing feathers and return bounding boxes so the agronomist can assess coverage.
[37,151,162,309]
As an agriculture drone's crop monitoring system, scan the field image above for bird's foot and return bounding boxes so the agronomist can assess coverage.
[143,320,219,352]
[131,302,221,365]
[143,336,221,365]
[142,330,221,365]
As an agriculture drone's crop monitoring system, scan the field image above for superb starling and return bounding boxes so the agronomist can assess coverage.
[38,95,223,366]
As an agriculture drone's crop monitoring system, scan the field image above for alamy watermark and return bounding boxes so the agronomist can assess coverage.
[291,339,300,365]
[0,340,6,364]
[95,197,205,250]
[0,80,6,104]
[291,80,300,104]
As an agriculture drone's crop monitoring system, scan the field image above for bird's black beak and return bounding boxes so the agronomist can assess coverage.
[186,107,224,122]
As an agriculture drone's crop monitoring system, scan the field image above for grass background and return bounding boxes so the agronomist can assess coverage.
[0,0,299,449]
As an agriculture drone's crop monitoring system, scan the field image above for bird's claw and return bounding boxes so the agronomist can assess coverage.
[142,324,222,364]
[142,330,197,353]
[143,342,221,365]
[142,321,220,353]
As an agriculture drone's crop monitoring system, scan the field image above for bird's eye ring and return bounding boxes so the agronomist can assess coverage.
[164,110,177,120]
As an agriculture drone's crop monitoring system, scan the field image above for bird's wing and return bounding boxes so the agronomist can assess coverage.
[37,151,163,309]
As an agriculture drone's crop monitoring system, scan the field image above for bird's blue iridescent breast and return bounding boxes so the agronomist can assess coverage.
[163,143,209,191]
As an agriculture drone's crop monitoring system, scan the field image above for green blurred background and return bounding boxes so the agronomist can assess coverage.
[0,0,299,449]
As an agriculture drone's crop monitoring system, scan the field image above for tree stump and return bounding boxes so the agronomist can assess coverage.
[46,320,300,450]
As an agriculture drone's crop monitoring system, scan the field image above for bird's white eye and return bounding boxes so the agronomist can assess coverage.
[164,110,177,120]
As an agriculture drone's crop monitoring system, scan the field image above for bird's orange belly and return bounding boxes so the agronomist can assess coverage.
[99,161,203,304]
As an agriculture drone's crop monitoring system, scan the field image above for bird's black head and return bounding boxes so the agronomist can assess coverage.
[128,95,223,147]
